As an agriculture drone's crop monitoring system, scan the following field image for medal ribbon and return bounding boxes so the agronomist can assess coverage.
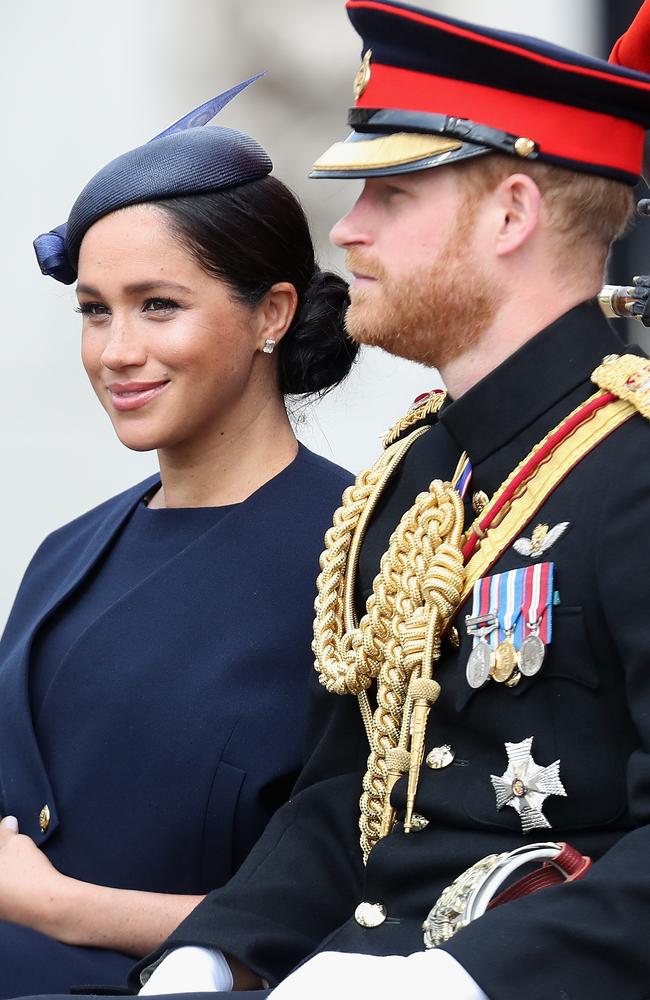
[452,451,473,500]
[522,561,554,643]
[499,567,522,645]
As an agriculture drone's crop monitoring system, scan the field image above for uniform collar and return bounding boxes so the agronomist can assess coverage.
[438,300,628,465]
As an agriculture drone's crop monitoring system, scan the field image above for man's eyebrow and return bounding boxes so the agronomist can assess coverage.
[76,280,193,297]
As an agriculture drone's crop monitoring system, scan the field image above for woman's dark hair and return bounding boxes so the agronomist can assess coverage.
[154,176,358,396]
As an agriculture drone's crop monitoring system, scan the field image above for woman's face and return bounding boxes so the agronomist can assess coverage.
[77,204,274,454]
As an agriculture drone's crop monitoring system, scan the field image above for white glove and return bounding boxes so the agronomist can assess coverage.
[269,949,488,1000]
[139,946,233,994]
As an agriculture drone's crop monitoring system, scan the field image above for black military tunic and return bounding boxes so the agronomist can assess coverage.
[128,300,650,1000]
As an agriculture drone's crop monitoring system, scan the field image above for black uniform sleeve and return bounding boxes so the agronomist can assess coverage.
[442,432,650,1000]
[128,676,368,991]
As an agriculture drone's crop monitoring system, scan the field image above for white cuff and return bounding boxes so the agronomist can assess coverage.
[139,946,234,994]
[412,950,489,1000]
[268,948,488,1000]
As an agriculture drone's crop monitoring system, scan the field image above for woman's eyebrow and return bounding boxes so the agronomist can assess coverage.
[76,280,193,297]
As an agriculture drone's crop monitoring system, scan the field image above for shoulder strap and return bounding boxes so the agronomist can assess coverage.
[382,389,446,448]
[592,352,650,419]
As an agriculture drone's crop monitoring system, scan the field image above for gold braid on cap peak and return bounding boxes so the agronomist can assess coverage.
[313,416,465,862]
[592,352,650,420]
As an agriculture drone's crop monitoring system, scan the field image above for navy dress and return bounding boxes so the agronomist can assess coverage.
[0,445,351,998]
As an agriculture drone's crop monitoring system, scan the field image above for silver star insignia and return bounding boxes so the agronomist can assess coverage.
[513,521,569,559]
[490,737,566,833]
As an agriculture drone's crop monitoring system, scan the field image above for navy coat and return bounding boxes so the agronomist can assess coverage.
[0,445,351,997]
[129,304,650,1000]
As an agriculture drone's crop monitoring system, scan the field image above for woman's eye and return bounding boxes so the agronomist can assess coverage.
[142,297,179,313]
[75,302,109,316]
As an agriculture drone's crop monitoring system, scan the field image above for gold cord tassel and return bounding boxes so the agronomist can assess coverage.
[380,746,411,838]
[403,677,440,833]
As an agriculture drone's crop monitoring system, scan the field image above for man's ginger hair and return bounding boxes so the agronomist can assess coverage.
[455,154,635,274]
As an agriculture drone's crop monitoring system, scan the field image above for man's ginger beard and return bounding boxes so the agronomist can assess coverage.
[344,208,502,369]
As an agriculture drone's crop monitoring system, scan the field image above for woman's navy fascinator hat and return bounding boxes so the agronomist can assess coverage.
[34,75,272,285]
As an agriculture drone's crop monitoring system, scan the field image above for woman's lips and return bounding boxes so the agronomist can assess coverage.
[107,380,169,412]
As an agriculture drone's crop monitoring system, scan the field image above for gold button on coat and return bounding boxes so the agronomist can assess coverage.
[354,901,387,927]
[472,490,489,515]
[39,805,51,832]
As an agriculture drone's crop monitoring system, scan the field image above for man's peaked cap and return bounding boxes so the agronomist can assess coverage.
[312,0,650,183]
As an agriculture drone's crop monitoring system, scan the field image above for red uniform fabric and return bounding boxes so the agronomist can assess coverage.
[610,1,650,71]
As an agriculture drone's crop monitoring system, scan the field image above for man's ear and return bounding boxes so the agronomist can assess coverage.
[493,173,542,257]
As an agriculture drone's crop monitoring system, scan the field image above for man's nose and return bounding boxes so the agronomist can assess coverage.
[330,192,372,249]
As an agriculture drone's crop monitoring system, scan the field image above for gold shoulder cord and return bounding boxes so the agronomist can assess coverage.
[315,357,645,864]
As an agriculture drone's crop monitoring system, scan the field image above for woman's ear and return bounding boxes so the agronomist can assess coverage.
[255,282,298,349]
[493,172,542,257]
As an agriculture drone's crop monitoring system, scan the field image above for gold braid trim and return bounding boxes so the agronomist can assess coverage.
[314,427,432,700]
[592,352,650,420]
[382,389,446,449]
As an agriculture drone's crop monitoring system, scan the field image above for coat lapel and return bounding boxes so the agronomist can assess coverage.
[0,477,157,844]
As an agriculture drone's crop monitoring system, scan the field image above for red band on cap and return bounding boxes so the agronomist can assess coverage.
[348,0,650,94]
[357,62,644,176]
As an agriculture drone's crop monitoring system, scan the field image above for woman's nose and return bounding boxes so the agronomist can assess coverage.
[99,317,148,370]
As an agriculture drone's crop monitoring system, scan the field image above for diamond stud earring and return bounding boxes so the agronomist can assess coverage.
[262,339,276,354]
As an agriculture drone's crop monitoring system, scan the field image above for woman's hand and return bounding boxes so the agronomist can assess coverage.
[0,815,67,936]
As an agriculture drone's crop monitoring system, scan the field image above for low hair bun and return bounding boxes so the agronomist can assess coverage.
[279,269,359,396]
[157,176,359,397]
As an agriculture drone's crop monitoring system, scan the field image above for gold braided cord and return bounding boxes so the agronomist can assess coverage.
[313,423,465,860]
[314,427,431,701]
[358,483,465,860]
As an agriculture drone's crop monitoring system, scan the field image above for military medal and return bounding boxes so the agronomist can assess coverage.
[465,563,555,690]
[465,606,498,689]
[466,641,492,688]
[492,638,517,682]
[490,570,520,684]
[520,561,554,677]
[520,634,545,676]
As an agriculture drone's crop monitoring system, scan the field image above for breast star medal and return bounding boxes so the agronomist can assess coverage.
[491,737,566,833]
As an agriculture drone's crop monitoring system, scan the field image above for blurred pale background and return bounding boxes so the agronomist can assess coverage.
[0,0,620,625]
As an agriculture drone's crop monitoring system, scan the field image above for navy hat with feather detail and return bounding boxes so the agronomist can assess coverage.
[311,0,650,183]
[34,75,272,285]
